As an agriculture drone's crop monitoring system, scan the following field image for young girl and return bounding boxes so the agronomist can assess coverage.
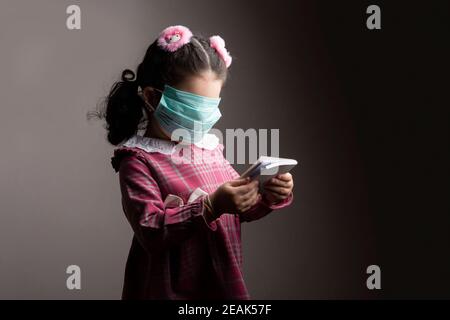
[102,25,294,300]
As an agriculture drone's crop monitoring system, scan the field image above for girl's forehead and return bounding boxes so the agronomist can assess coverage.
[174,71,223,98]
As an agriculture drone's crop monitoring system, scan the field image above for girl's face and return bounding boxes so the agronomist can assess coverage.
[143,70,224,140]
[142,69,223,110]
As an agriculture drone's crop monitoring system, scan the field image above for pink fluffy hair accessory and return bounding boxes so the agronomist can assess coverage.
[209,35,232,68]
[157,25,193,52]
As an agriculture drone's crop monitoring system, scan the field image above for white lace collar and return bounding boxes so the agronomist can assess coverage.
[120,133,220,154]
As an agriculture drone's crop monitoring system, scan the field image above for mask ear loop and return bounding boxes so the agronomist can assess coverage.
[137,86,166,138]
[138,86,163,112]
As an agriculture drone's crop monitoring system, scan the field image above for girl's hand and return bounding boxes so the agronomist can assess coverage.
[209,177,261,215]
[262,172,294,205]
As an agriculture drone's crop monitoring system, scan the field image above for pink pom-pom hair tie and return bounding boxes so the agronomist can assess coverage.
[209,35,232,68]
[157,25,193,52]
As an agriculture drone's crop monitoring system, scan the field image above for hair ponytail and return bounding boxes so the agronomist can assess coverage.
[102,69,145,145]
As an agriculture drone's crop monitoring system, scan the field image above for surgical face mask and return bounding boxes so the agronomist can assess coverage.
[144,84,222,143]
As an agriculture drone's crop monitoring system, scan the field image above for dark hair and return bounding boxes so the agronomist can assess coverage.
[88,34,230,146]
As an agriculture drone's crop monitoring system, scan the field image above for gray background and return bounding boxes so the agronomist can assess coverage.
[0,0,448,299]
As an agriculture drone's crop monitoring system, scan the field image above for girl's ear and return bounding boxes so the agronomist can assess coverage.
[142,87,162,110]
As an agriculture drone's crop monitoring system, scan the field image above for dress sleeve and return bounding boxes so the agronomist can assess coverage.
[221,153,294,223]
[116,150,217,255]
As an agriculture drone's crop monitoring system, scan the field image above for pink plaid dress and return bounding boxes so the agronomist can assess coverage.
[111,134,294,300]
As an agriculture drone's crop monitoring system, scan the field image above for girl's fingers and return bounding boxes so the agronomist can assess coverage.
[239,193,263,213]
[263,185,292,196]
[257,193,262,202]
[239,187,260,207]
[239,195,258,212]
[241,184,259,201]
[265,177,292,188]
[228,177,250,187]
[240,194,259,212]
[234,179,259,195]
[252,193,262,206]
[276,172,292,182]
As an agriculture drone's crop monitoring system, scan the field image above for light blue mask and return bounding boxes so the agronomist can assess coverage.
[153,84,222,143]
